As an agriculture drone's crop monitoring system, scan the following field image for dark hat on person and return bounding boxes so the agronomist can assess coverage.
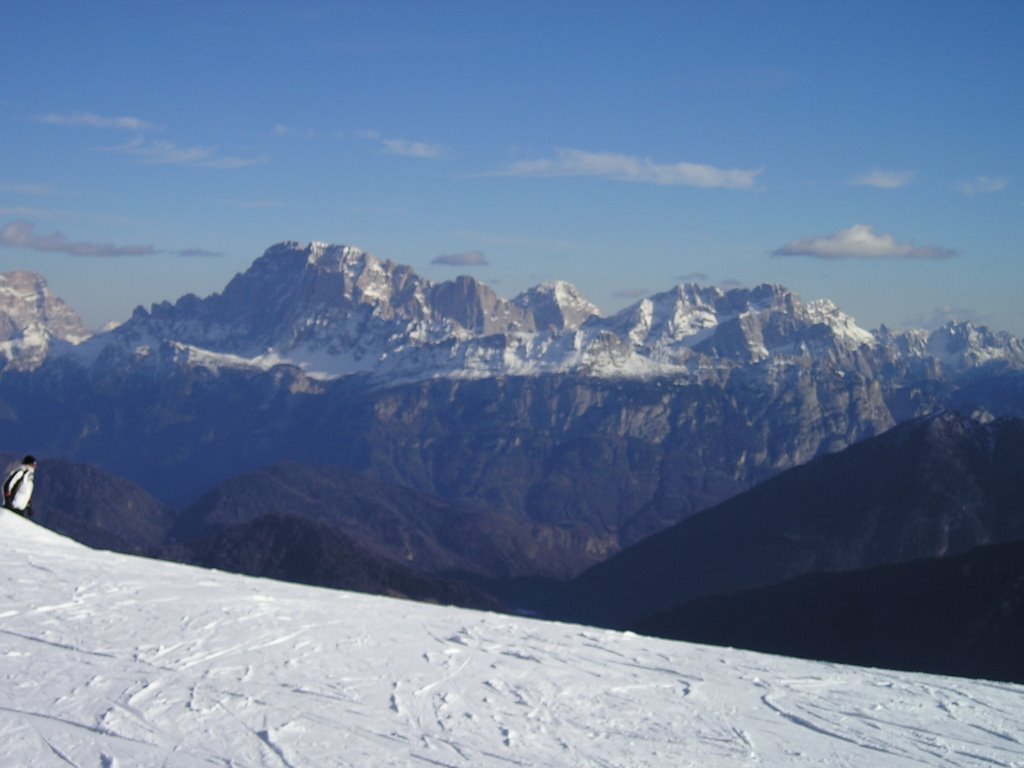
[22,455,36,466]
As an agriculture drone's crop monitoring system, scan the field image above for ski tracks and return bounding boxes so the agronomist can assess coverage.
[384,621,722,767]
[4,518,1024,767]
[748,669,1024,767]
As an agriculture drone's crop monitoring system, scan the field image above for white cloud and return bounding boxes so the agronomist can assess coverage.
[202,154,270,170]
[772,224,956,261]
[849,169,915,189]
[104,137,267,169]
[358,130,445,158]
[0,220,157,257]
[38,111,154,131]
[0,182,53,196]
[432,251,489,267]
[0,207,48,218]
[955,175,1009,196]
[381,138,444,158]
[39,112,264,169]
[272,125,316,140]
[497,148,762,189]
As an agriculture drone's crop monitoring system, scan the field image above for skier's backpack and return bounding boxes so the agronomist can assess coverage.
[3,467,26,510]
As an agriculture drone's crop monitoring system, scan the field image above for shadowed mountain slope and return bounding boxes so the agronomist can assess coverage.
[162,513,501,611]
[555,412,1024,628]
[635,537,1024,684]
[0,451,174,553]
[172,461,559,580]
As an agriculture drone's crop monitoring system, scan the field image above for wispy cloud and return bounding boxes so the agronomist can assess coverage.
[772,224,957,261]
[432,250,489,267]
[272,124,316,140]
[955,175,1009,196]
[676,271,709,283]
[718,278,746,289]
[104,137,267,169]
[614,287,650,299]
[381,138,445,158]
[0,182,54,196]
[38,111,264,169]
[453,230,578,252]
[176,247,224,258]
[0,220,156,257]
[236,199,286,209]
[0,207,50,218]
[849,169,915,189]
[900,305,987,331]
[37,111,155,131]
[0,220,222,259]
[358,130,445,158]
[496,148,762,189]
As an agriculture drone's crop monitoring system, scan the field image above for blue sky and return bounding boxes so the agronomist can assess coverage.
[2,1,1022,336]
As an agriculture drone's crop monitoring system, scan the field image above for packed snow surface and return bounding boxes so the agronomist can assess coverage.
[2,512,1023,767]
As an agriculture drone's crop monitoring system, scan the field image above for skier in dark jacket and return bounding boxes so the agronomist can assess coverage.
[3,455,37,518]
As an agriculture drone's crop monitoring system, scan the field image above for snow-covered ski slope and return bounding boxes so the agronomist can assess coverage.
[2,512,1022,768]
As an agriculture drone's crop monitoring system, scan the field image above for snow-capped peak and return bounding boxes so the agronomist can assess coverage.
[308,240,361,264]
[511,280,600,331]
[925,320,1024,370]
[803,298,876,348]
[24,240,1024,382]
[0,270,90,371]
[305,241,378,276]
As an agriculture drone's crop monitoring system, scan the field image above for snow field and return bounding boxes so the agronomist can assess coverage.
[1,511,1023,767]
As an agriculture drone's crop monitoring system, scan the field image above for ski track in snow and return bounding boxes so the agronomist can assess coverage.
[2,512,1023,767]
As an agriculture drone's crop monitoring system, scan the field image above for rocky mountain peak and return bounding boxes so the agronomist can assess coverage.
[21,239,1024,384]
[0,271,90,370]
[428,275,522,335]
[925,321,1024,370]
[511,281,600,332]
[306,241,367,270]
[594,282,872,366]
[0,271,89,340]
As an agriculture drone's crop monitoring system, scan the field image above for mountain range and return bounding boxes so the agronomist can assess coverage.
[2,240,1023,580]
[4,242,1024,683]
[9,240,1024,384]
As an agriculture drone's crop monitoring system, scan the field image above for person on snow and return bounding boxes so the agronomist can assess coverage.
[3,455,37,518]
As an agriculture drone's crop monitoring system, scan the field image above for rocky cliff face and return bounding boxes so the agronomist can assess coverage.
[77,242,596,377]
